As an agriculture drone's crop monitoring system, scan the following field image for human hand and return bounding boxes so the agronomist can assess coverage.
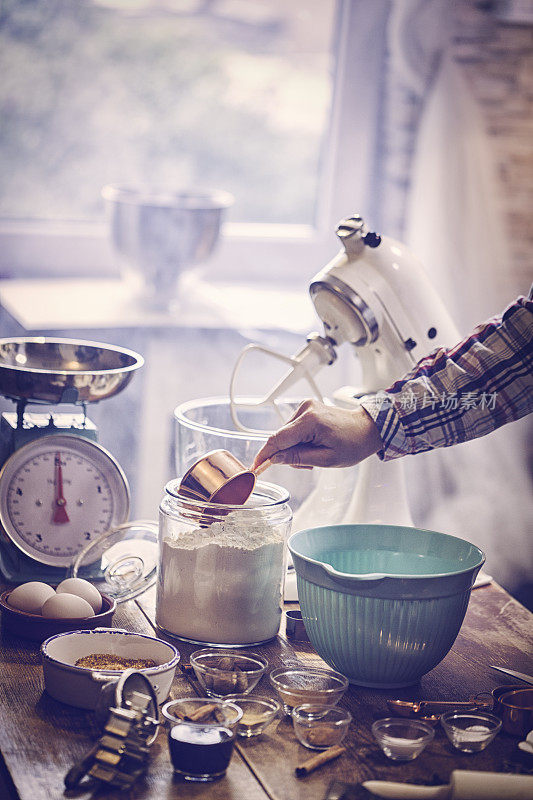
[251,399,383,470]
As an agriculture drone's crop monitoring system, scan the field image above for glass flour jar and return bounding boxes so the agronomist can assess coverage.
[156,480,292,646]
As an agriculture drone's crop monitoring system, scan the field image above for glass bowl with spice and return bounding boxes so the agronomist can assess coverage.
[231,696,281,737]
[189,649,268,698]
[292,703,351,750]
[440,710,502,752]
[161,697,243,730]
[269,666,348,715]
[372,717,435,761]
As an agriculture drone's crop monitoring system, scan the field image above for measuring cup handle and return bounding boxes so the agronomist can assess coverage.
[253,459,272,476]
[473,691,494,709]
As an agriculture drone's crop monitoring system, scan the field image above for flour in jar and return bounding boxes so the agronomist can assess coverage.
[155,510,285,645]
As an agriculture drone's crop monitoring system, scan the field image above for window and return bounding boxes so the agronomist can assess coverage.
[0,1,388,281]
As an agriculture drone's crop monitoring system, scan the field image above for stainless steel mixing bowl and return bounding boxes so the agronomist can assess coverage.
[102,185,234,306]
[0,338,144,404]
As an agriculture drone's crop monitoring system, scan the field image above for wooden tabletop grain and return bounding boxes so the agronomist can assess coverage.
[1,582,532,800]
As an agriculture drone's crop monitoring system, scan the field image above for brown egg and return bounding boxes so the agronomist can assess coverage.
[56,578,102,613]
[41,593,95,619]
[8,582,55,615]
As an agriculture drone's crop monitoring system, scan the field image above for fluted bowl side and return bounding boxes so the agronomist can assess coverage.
[288,524,484,688]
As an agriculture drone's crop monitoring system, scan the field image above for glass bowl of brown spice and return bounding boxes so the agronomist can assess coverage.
[292,703,351,750]
[189,649,268,698]
[231,696,281,737]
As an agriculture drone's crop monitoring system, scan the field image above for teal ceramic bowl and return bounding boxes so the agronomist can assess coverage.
[288,524,484,688]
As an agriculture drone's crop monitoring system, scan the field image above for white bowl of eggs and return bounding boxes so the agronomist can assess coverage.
[0,578,116,642]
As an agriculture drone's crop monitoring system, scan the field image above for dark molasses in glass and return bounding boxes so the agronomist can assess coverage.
[168,722,235,782]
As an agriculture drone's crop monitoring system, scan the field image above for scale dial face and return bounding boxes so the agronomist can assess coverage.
[0,433,130,567]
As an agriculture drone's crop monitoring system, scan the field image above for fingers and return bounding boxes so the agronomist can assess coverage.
[251,444,272,472]
[269,443,329,468]
[252,402,384,471]
[251,411,316,470]
[252,399,328,470]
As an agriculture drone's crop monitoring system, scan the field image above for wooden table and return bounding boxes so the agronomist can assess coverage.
[1,582,532,800]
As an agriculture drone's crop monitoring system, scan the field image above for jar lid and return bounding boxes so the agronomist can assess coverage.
[70,520,158,603]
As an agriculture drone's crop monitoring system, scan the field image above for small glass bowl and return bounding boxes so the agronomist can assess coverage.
[372,717,435,761]
[269,666,349,714]
[440,710,502,753]
[162,698,241,782]
[292,704,352,750]
[231,696,281,738]
[161,697,243,731]
[189,649,268,698]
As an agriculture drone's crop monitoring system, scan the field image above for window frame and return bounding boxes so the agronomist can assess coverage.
[0,0,388,285]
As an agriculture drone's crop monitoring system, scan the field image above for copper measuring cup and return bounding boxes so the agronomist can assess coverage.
[495,688,533,736]
[179,449,271,506]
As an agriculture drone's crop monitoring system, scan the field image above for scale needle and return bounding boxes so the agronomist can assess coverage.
[52,452,70,524]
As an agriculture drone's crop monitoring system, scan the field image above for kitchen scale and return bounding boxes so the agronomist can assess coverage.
[0,337,148,586]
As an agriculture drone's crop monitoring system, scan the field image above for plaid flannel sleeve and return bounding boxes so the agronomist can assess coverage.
[359,291,533,461]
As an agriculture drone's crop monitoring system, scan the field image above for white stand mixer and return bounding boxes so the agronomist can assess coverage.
[229,214,461,596]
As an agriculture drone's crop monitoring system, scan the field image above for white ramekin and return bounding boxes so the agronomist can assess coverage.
[41,627,179,709]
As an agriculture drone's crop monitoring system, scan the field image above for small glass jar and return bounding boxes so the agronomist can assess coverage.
[156,479,291,646]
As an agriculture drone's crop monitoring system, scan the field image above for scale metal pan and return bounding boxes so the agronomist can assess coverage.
[0,337,144,404]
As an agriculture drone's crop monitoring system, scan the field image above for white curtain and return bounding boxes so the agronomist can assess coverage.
[376,0,450,239]
[397,11,533,592]
[406,51,511,332]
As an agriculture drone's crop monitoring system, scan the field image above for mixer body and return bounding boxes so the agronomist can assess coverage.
[229,214,461,529]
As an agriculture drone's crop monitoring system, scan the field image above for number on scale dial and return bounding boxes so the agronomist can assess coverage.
[0,434,130,567]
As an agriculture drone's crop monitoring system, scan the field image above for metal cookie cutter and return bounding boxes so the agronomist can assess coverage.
[285,610,310,642]
[64,669,160,791]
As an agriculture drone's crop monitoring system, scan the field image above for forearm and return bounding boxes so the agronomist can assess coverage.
[359,293,533,460]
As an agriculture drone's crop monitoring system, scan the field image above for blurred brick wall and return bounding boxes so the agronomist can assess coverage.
[453,2,533,299]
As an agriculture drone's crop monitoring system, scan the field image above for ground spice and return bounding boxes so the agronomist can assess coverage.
[305,724,342,748]
[75,654,157,670]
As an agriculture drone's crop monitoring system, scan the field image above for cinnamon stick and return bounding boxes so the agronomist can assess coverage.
[295,745,346,776]
[185,703,218,722]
